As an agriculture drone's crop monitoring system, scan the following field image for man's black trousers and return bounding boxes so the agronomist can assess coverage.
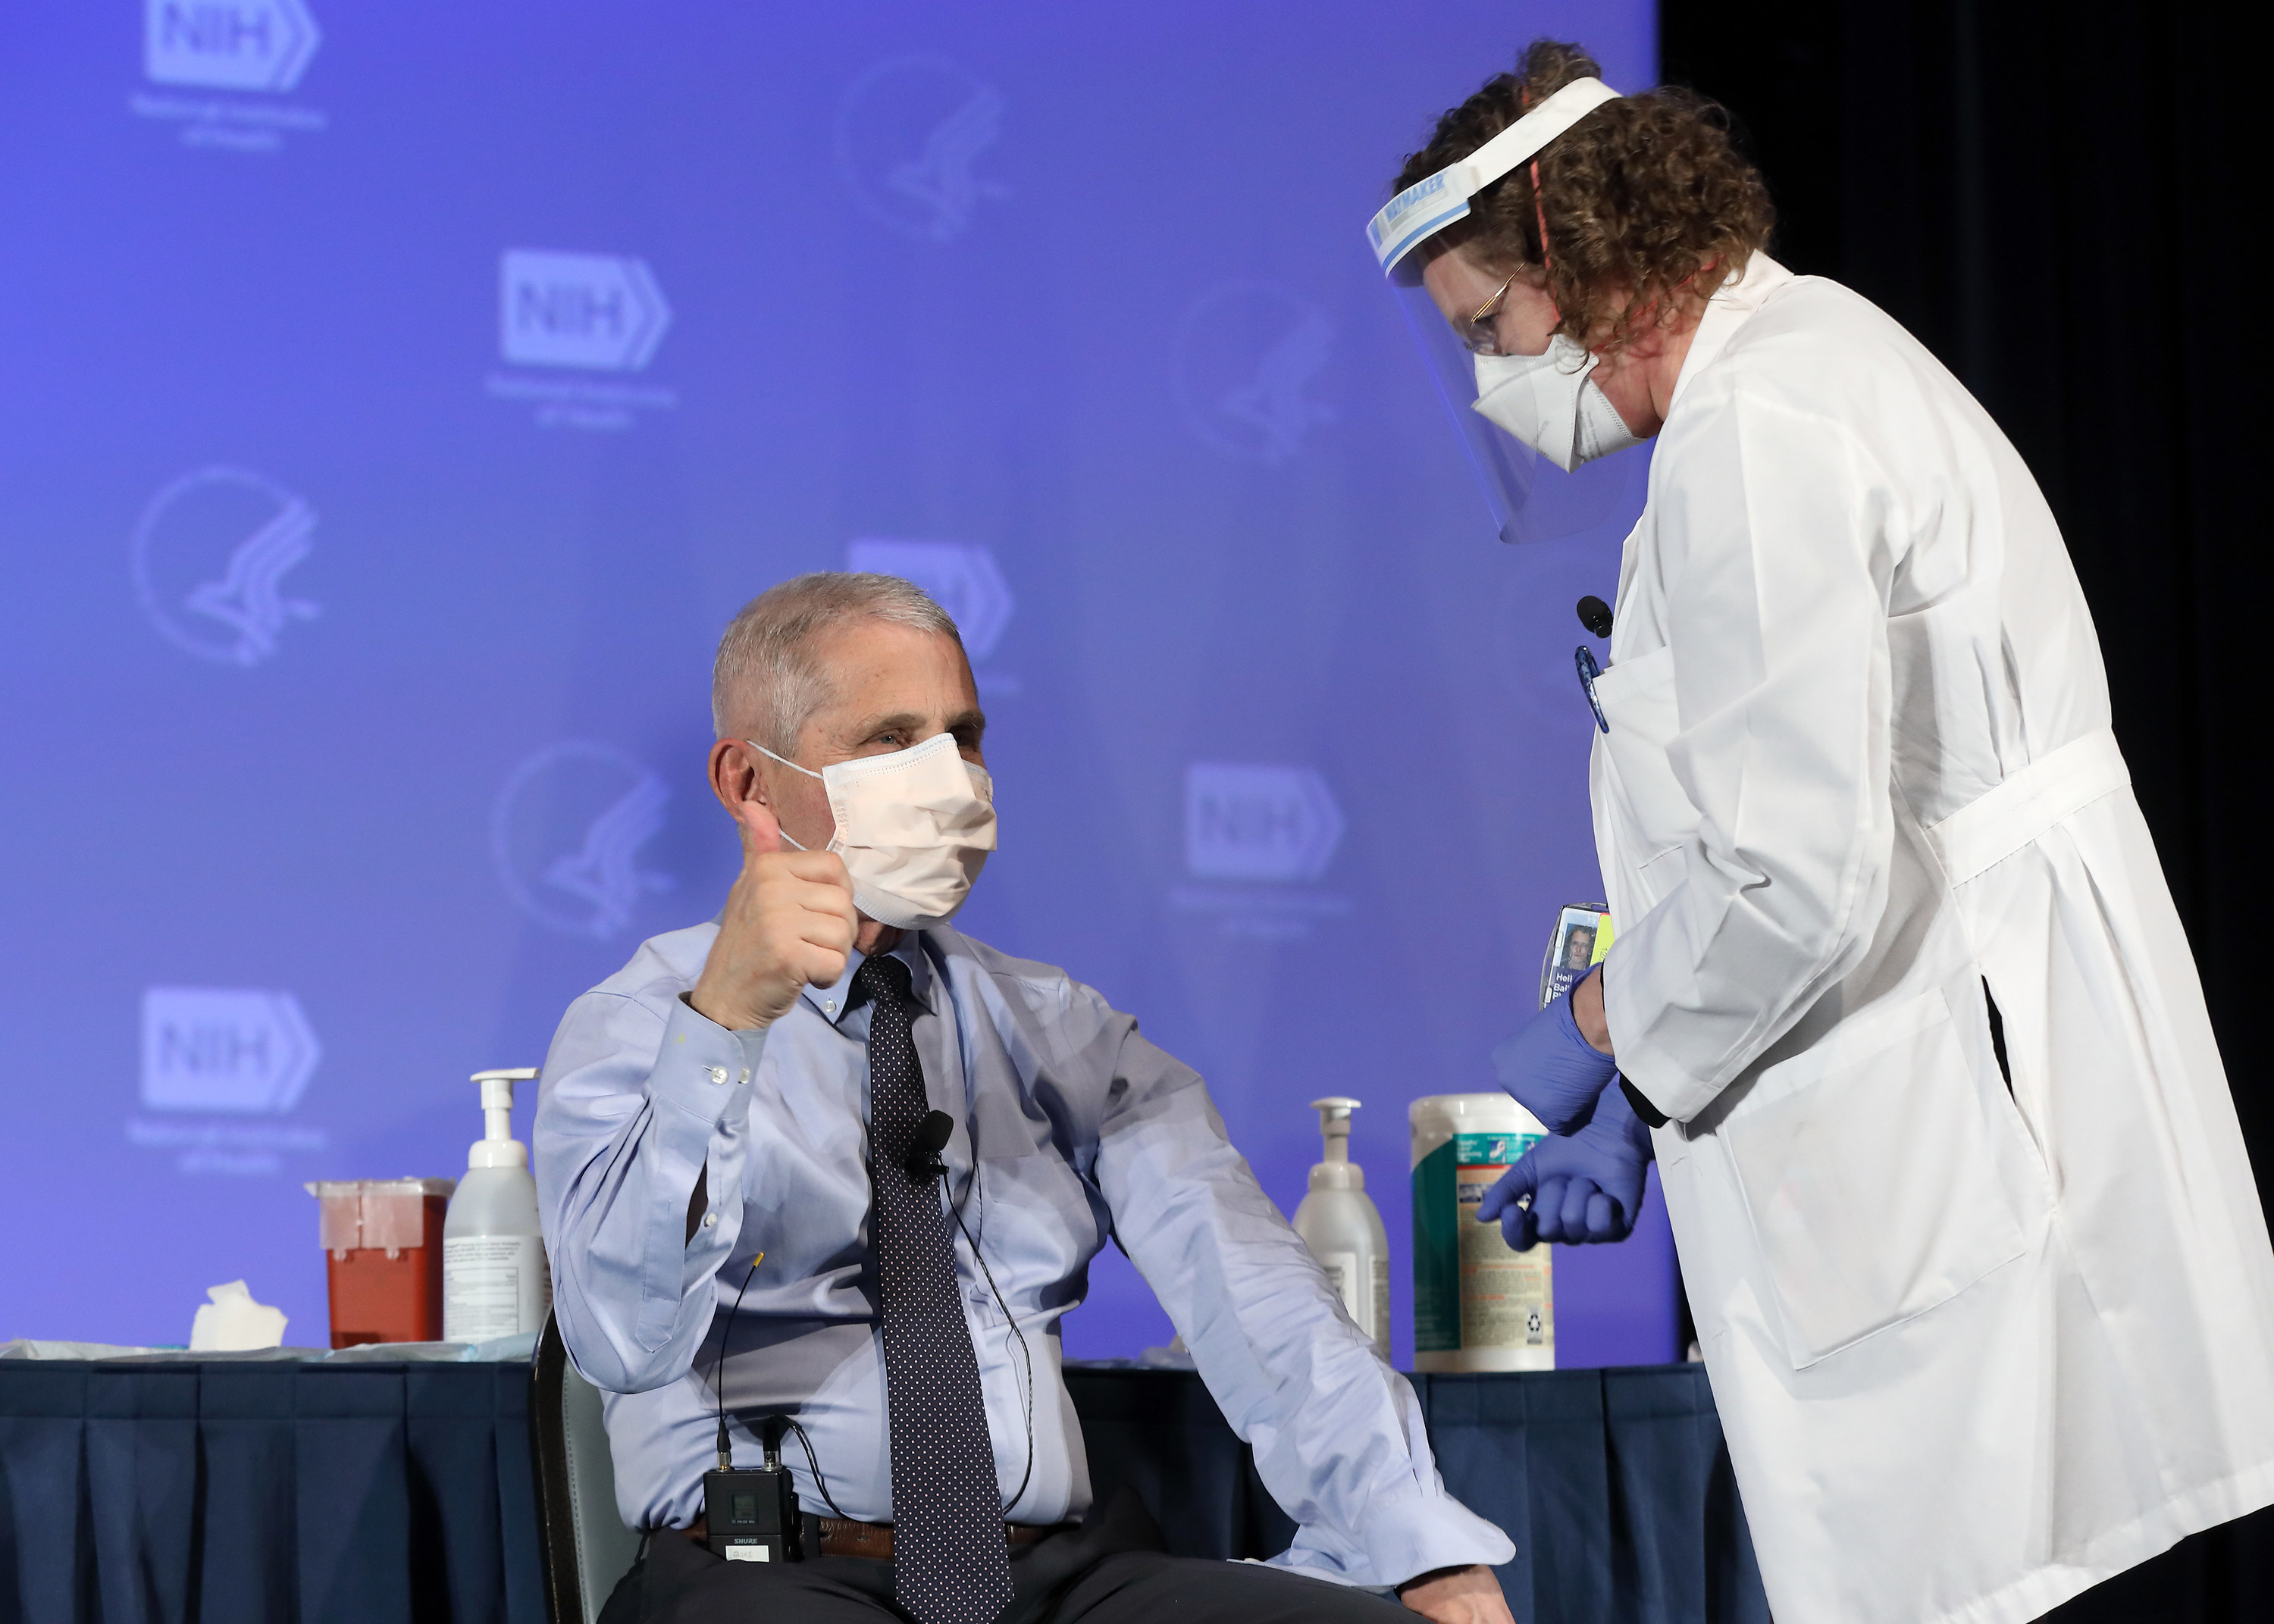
[599,1491,1413,1624]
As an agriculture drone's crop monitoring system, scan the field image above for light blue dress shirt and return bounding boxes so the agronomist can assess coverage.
[534,918,1513,1588]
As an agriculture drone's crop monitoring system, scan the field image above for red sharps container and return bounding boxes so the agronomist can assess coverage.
[305,1178,458,1347]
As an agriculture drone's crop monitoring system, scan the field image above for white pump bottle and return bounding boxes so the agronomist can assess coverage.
[440,1067,552,1343]
[1292,1096,1391,1356]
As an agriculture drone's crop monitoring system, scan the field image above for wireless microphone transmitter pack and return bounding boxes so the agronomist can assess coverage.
[705,1417,802,1563]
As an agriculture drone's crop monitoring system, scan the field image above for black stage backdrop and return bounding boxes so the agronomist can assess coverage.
[1657,2,2272,1619]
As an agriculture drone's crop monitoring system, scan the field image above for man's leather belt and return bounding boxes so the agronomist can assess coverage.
[815,1517,1063,1561]
[680,1516,1065,1561]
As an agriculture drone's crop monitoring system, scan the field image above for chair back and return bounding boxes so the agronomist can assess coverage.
[532,1313,644,1624]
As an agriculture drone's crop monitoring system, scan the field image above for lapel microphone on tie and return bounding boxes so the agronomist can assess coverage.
[904,1109,954,1180]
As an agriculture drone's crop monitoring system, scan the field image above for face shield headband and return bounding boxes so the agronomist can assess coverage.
[1366,76,1649,545]
[1366,77,1621,279]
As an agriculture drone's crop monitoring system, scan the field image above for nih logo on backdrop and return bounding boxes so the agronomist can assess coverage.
[145,0,319,91]
[1173,764,1352,940]
[488,251,679,430]
[500,251,673,371]
[1186,765,1344,881]
[847,539,1020,695]
[131,987,327,1175]
[141,987,320,1113]
[134,1,328,151]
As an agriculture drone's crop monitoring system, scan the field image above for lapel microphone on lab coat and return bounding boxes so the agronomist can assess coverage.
[1577,596,1614,638]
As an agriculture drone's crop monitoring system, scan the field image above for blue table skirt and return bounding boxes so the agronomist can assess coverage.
[14,1353,2263,1622]
[1066,1364,1768,1623]
[33,1356,2265,1623]
[0,1356,1771,1624]
[0,1359,545,1624]
[1418,1369,1768,1622]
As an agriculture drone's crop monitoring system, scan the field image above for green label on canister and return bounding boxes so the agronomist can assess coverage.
[1413,1129,1549,1355]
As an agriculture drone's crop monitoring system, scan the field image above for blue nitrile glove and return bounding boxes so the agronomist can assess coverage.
[1477,1076,1655,1251]
[1489,981,1621,1134]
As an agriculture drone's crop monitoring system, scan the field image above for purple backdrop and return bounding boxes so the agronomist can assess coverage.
[0,0,1666,1368]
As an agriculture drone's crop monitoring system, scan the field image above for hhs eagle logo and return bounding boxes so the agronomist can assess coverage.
[836,56,1011,243]
[131,467,321,667]
[1173,283,1339,465]
[493,742,675,939]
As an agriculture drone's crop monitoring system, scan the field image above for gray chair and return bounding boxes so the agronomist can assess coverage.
[533,1313,645,1624]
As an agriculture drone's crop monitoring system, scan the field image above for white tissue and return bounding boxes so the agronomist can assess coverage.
[188,1280,289,1351]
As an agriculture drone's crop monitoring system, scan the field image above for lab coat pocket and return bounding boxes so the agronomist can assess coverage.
[1636,844,1687,912]
[1593,646,1695,858]
[1724,988,2028,1369]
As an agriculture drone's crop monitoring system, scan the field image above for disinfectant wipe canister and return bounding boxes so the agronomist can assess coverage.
[1411,1093,1552,1371]
[442,1067,551,1343]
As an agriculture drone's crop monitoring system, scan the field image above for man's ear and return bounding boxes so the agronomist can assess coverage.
[708,738,769,815]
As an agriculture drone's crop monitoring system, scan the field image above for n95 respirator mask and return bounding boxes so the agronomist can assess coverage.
[1472,336,1643,473]
[751,732,997,931]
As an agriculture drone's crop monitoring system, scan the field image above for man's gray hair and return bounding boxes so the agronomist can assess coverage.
[711,572,963,753]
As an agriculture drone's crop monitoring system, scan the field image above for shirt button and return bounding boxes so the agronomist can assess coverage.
[823,1000,837,1013]
[702,1213,718,1229]
[706,1066,727,1084]
[736,1069,750,1084]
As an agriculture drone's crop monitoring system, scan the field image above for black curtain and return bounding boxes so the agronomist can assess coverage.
[1655,2,2272,1619]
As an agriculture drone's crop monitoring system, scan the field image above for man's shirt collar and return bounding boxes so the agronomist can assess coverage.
[800,931,935,1025]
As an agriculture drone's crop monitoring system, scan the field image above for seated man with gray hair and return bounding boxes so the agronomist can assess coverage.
[536,573,1514,1624]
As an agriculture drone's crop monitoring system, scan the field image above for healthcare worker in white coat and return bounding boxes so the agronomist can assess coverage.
[1368,38,2274,1624]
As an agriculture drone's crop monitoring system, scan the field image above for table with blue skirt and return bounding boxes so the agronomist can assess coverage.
[4,1354,2259,1623]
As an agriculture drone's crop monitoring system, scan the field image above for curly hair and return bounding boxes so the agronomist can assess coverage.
[1392,40,1773,353]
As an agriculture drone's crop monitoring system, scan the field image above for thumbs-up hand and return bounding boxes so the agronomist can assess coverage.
[689,796,859,1032]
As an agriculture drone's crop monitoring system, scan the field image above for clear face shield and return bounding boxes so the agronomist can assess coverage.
[1370,77,1643,545]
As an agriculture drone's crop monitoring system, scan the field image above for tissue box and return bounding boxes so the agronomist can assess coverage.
[305,1178,456,1347]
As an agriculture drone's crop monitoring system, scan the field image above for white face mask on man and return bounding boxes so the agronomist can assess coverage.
[749,731,998,931]
[1472,335,1643,473]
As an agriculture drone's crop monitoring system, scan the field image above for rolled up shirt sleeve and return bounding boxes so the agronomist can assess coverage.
[1084,997,1515,1587]
[535,988,767,1394]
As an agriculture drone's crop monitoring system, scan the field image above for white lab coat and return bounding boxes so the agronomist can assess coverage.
[1590,252,2274,1624]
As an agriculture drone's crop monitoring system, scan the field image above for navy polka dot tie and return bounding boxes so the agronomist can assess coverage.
[857,954,1013,1624]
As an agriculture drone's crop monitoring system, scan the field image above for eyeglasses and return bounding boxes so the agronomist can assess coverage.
[1459,276,1519,355]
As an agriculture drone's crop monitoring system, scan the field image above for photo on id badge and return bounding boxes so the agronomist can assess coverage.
[1539,904,1612,1009]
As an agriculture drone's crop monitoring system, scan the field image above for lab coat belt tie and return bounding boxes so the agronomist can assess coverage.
[1923,728,2130,886]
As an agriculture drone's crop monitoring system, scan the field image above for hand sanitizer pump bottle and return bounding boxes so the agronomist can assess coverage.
[1292,1096,1392,1356]
[441,1067,552,1343]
